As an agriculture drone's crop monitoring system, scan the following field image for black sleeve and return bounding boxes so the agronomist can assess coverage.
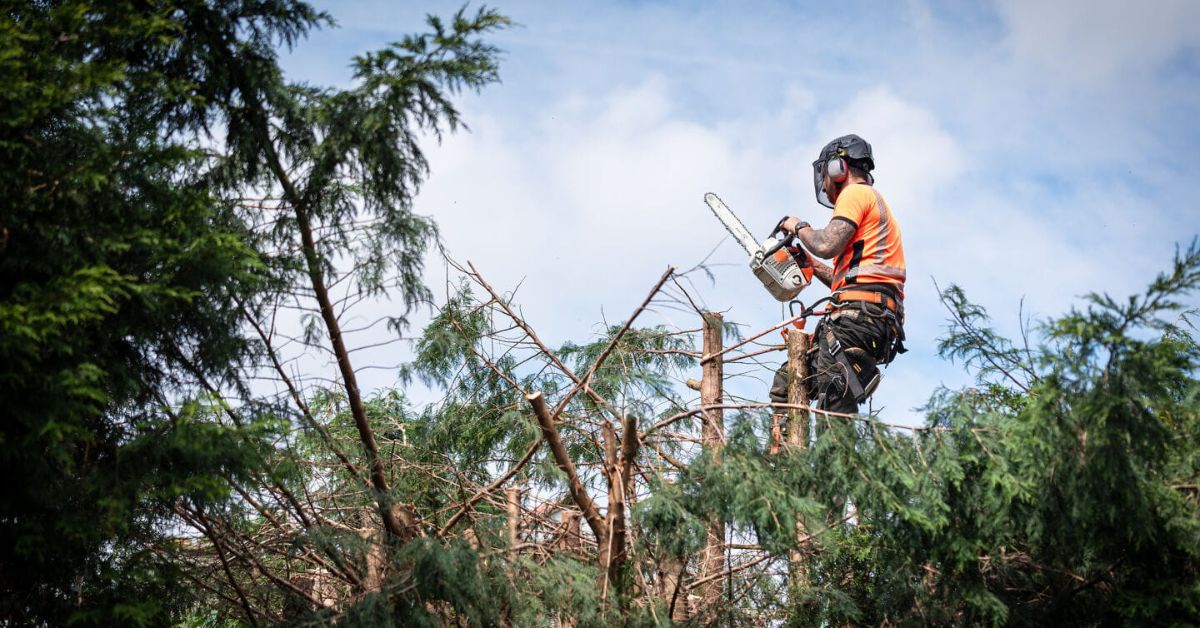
[831,216,857,230]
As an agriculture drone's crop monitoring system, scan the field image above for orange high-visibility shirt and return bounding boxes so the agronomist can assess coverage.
[829,183,906,293]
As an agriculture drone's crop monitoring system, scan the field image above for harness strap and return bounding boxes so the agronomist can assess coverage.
[823,326,867,402]
[833,289,901,313]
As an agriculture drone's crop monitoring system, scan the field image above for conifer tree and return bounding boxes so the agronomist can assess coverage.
[653,242,1200,625]
[381,243,1198,625]
[2,2,513,624]
[0,2,322,623]
[153,6,521,626]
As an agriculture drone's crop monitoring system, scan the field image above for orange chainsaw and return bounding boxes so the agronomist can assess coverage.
[703,192,813,301]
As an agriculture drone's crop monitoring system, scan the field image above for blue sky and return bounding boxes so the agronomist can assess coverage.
[278,0,1200,426]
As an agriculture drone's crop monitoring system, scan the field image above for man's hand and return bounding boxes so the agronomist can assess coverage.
[779,216,811,235]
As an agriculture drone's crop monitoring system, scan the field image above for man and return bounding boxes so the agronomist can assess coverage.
[769,133,906,417]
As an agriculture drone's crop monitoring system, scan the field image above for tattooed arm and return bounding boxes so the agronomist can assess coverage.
[779,215,856,259]
[779,215,854,286]
[795,217,856,259]
[777,215,852,287]
[807,257,834,288]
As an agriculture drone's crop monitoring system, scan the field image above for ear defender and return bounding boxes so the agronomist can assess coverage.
[813,135,873,208]
[826,156,848,183]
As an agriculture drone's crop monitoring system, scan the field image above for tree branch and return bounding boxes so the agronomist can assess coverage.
[526,392,606,544]
[439,435,543,536]
[550,266,676,419]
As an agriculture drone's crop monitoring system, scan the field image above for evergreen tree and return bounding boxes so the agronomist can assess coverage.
[0,2,323,624]
[352,244,1198,625]
[661,243,1200,625]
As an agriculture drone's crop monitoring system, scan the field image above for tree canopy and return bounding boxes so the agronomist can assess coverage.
[1,1,324,622]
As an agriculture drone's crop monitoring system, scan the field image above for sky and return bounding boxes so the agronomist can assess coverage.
[277,0,1200,427]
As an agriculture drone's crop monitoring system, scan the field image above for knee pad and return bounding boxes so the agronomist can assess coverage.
[843,347,881,401]
[769,363,790,404]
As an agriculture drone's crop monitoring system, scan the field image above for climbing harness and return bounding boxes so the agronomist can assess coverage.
[785,289,905,406]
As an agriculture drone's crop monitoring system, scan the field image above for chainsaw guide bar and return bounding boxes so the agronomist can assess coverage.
[703,193,760,259]
[702,192,812,302]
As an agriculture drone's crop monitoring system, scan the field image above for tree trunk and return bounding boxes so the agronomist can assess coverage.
[599,415,639,603]
[527,393,606,545]
[698,312,725,613]
[505,487,521,547]
[234,73,412,544]
[786,331,811,599]
[657,554,691,622]
[559,509,581,551]
[786,331,810,450]
[291,202,411,543]
[558,510,582,628]
[359,511,385,593]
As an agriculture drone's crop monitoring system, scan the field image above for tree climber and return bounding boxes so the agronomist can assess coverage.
[770,134,907,420]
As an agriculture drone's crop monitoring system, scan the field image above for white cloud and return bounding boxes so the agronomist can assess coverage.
[815,86,965,219]
[418,77,787,327]
[403,78,981,426]
[996,0,1200,85]
[277,0,1200,427]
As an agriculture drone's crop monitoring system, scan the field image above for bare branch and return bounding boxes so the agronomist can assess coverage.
[526,392,606,544]
[439,435,543,536]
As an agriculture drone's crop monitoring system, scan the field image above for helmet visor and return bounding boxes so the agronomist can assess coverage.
[812,159,834,209]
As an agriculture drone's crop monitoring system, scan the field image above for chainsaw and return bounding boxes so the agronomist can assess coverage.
[703,193,813,301]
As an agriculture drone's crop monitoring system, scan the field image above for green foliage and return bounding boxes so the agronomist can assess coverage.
[559,323,696,419]
[0,1,322,624]
[403,279,699,492]
[505,555,610,627]
[936,282,1038,397]
[629,243,1200,625]
[403,283,491,387]
[864,244,1199,624]
[384,538,513,627]
[636,478,709,559]
[290,241,1200,625]
[173,608,248,628]
[3,2,538,625]
[223,6,511,335]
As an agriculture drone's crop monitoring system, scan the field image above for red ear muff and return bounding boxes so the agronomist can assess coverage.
[826,156,848,183]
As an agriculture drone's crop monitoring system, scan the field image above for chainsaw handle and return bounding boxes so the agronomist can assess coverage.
[762,231,800,259]
[769,216,790,239]
[762,225,795,257]
[764,216,804,258]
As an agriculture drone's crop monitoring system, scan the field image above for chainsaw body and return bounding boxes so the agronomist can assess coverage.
[704,193,813,302]
[751,237,811,301]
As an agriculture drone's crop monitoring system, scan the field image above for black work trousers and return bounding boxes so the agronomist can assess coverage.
[769,303,899,415]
